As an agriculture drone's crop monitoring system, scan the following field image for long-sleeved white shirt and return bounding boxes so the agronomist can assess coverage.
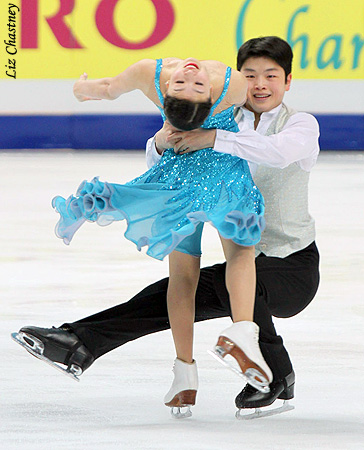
[145,103,320,174]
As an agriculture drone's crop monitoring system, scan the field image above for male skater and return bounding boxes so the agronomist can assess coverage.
[13,36,320,415]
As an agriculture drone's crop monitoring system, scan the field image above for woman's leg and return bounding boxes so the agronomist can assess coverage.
[219,238,255,322]
[167,250,200,363]
[214,237,272,391]
[164,250,200,413]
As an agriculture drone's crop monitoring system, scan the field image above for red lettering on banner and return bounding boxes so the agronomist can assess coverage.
[95,0,175,49]
[21,0,83,49]
[21,0,38,48]
[46,0,83,48]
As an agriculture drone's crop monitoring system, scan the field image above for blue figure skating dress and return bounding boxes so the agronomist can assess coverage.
[52,60,265,260]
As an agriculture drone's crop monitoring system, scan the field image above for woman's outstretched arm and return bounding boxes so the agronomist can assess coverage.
[73,59,156,102]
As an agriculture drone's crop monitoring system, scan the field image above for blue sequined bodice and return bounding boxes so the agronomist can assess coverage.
[128,59,260,216]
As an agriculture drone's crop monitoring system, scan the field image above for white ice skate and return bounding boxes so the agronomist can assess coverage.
[208,321,273,393]
[164,358,198,419]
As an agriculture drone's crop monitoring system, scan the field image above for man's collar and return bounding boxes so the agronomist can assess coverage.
[240,103,283,121]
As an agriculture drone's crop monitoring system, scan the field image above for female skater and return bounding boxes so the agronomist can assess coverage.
[54,57,272,415]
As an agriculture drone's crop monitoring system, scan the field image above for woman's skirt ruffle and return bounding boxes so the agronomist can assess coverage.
[52,176,265,261]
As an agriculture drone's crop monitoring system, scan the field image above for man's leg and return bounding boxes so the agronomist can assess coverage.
[13,263,230,375]
[66,263,229,361]
[64,277,171,360]
[68,241,318,370]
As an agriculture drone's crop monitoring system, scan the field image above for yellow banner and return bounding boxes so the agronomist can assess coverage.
[1,0,363,79]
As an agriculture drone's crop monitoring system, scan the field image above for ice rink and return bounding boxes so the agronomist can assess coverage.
[1,150,364,450]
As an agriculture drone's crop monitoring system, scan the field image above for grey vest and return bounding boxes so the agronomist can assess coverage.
[253,104,316,257]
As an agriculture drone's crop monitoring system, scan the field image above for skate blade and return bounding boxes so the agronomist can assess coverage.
[11,332,80,382]
[207,348,270,394]
[235,400,295,420]
[170,406,192,419]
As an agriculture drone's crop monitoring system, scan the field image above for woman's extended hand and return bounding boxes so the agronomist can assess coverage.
[173,128,217,154]
[73,73,101,102]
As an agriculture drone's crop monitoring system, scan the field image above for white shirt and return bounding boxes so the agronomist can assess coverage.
[145,103,320,174]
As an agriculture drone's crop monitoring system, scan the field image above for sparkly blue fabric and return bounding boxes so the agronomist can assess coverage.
[52,60,265,260]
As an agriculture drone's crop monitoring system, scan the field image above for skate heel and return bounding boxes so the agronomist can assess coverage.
[215,336,271,391]
[164,389,197,408]
[277,371,295,400]
[166,390,197,419]
[278,383,294,400]
[66,344,94,375]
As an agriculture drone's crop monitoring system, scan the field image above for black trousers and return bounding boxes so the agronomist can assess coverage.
[66,241,320,382]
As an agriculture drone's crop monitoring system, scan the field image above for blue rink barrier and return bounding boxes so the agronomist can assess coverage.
[1,113,363,150]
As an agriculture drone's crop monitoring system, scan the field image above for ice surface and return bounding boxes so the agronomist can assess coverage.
[1,151,364,450]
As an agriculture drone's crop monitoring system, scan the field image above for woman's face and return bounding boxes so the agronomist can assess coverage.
[167,58,211,102]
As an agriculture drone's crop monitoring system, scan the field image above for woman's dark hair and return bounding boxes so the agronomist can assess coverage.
[237,36,293,81]
[163,94,212,131]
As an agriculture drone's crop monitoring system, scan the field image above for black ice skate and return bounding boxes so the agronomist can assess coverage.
[235,371,295,420]
[11,326,94,381]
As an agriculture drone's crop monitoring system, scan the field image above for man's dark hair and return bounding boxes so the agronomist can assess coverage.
[163,95,212,131]
[237,36,293,81]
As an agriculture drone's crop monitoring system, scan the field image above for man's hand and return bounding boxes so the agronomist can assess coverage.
[155,124,217,155]
[155,121,182,154]
[173,128,217,154]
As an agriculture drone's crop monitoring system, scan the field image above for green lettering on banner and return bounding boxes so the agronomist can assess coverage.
[235,0,254,49]
[286,6,310,69]
[352,35,364,69]
[235,0,363,76]
[317,35,343,69]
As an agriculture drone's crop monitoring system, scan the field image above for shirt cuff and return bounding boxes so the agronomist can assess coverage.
[146,136,162,169]
[213,129,236,156]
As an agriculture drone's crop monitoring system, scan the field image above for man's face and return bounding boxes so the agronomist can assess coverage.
[240,57,292,114]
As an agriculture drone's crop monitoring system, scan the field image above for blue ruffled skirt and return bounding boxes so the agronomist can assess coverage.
[52,149,265,260]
